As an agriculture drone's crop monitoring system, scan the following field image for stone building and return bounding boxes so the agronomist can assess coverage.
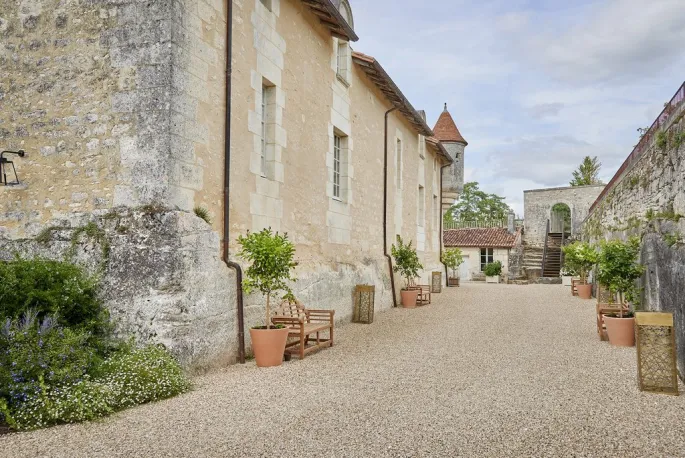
[0,0,461,370]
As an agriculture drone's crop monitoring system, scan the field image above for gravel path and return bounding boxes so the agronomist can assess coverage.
[3,283,685,457]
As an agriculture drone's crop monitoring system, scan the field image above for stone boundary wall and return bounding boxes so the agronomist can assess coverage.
[582,102,685,374]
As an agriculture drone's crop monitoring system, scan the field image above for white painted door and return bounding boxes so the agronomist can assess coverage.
[459,255,471,280]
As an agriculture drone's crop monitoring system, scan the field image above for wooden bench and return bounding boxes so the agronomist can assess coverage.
[271,300,334,360]
[596,285,623,341]
[571,278,581,296]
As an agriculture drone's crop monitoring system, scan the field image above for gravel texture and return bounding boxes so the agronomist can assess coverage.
[2,283,685,457]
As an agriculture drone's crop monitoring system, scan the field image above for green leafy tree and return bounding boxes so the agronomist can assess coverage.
[596,237,645,316]
[562,241,598,283]
[441,248,464,279]
[237,228,298,329]
[391,235,423,289]
[570,156,602,186]
[444,182,512,223]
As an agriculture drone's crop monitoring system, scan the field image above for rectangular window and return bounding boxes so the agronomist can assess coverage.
[480,248,494,271]
[418,186,425,227]
[261,85,268,177]
[396,139,402,189]
[337,42,349,83]
[419,135,425,159]
[333,134,342,199]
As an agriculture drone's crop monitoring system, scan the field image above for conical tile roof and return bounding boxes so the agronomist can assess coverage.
[433,104,467,145]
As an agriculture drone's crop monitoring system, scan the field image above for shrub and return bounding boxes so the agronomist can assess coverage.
[193,206,212,225]
[442,248,464,278]
[391,235,423,288]
[0,312,99,407]
[97,344,191,409]
[0,257,110,341]
[483,261,502,277]
[596,238,645,314]
[561,241,598,283]
[1,378,113,431]
[237,228,298,328]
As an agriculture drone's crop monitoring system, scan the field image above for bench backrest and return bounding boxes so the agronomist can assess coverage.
[274,300,306,321]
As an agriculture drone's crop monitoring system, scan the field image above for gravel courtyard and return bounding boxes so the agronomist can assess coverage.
[3,283,685,457]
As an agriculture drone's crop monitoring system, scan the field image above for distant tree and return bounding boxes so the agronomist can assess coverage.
[570,156,602,186]
[444,182,512,223]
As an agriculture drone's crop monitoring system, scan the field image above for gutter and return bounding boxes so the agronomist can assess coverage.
[383,107,398,307]
[222,0,245,364]
[440,163,451,286]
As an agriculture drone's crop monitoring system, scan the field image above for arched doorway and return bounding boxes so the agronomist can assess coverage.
[550,203,571,234]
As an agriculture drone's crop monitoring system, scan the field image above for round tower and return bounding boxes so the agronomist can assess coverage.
[433,103,467,212]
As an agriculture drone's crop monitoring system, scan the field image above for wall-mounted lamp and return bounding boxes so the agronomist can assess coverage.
[1,150,26,186]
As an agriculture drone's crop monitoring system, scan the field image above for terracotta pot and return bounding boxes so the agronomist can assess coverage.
[577,283,592,299]
[249,327,290,367]
[603,315,635,347]
[400,289,418,308]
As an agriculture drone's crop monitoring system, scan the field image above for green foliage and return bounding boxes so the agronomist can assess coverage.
[193,206,212,225]
[596,238,645,311]
[483,261,502,277]
[628,175,640,190]
[96,344,191,409]
[562,241,598,283]
[656,131,668,151]
[0,312,100,409]
[441,248,464,278]
[444,182,512,223]
[69,222,110,260]
[663,232,682,247]
[0,257,110,341]
[237,228,297,327]
[570,156,602,186]
[674,131,685,149]
[391,235,423,287]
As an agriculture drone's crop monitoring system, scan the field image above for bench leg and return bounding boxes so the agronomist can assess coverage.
[299,330,305,359]
[330,325,334,346]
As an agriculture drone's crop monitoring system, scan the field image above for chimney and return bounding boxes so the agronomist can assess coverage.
[507,212,515,234]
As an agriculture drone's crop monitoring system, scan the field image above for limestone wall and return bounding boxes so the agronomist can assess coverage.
[523,185,605,247]
[582,101,685,374]
[441,142,465,211]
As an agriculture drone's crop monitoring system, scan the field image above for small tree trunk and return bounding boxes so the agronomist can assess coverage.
[266,294,271,330]
[619,291,624,318]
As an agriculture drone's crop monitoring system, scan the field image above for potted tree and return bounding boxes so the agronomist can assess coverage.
[391,235,423,308]
[560,265,579,287]
[442,248,464,287]
[238,228,298,367]
[562,241,598,299]
[484,261,502,283]
[596,237,644,347]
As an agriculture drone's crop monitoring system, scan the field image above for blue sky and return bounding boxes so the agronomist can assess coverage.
[350,0,685,215]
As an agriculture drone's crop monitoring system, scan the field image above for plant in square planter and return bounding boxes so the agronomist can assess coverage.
[238,228,298,367]
[442,248,464,287]
[562,241,598,299]
[560,266,579,287]
[391,235,423,308]
[484,261,502,283]
[596,237,645,347]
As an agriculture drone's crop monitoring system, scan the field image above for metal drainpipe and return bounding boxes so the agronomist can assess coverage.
[383,107,398,307]
[222,0,245,364]
[440,163,450,286]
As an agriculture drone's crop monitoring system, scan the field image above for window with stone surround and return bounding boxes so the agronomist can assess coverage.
[396,138,402,190]
[332,130,348,201]
[419,135,425,159]
[337,41,350,85]
[418,185,425,227]
[480,248,494,271]
[261,83,276,179]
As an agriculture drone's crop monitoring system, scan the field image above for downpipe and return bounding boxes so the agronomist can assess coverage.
[383,107,398,307]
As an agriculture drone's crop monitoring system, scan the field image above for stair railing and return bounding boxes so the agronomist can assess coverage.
[560,230,566,272]
[541,219,550,275]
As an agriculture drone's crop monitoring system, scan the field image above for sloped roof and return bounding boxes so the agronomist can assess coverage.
[301,0,358,42]
[426,136,453,164]
[433,105,467,145]
[352,51,433,137]
[443,227,520,248]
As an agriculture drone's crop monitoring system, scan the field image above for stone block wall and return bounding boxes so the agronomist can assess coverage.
[523,184,605,247]
[582,102,685,374]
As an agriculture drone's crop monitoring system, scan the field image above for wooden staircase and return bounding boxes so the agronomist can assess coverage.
[542,232,563,277]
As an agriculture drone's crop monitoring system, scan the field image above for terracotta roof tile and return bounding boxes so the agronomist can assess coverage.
[433,105,467,144]
[443,227,520,248]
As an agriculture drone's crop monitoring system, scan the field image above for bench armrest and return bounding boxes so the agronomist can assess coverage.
[271,316,304,327]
